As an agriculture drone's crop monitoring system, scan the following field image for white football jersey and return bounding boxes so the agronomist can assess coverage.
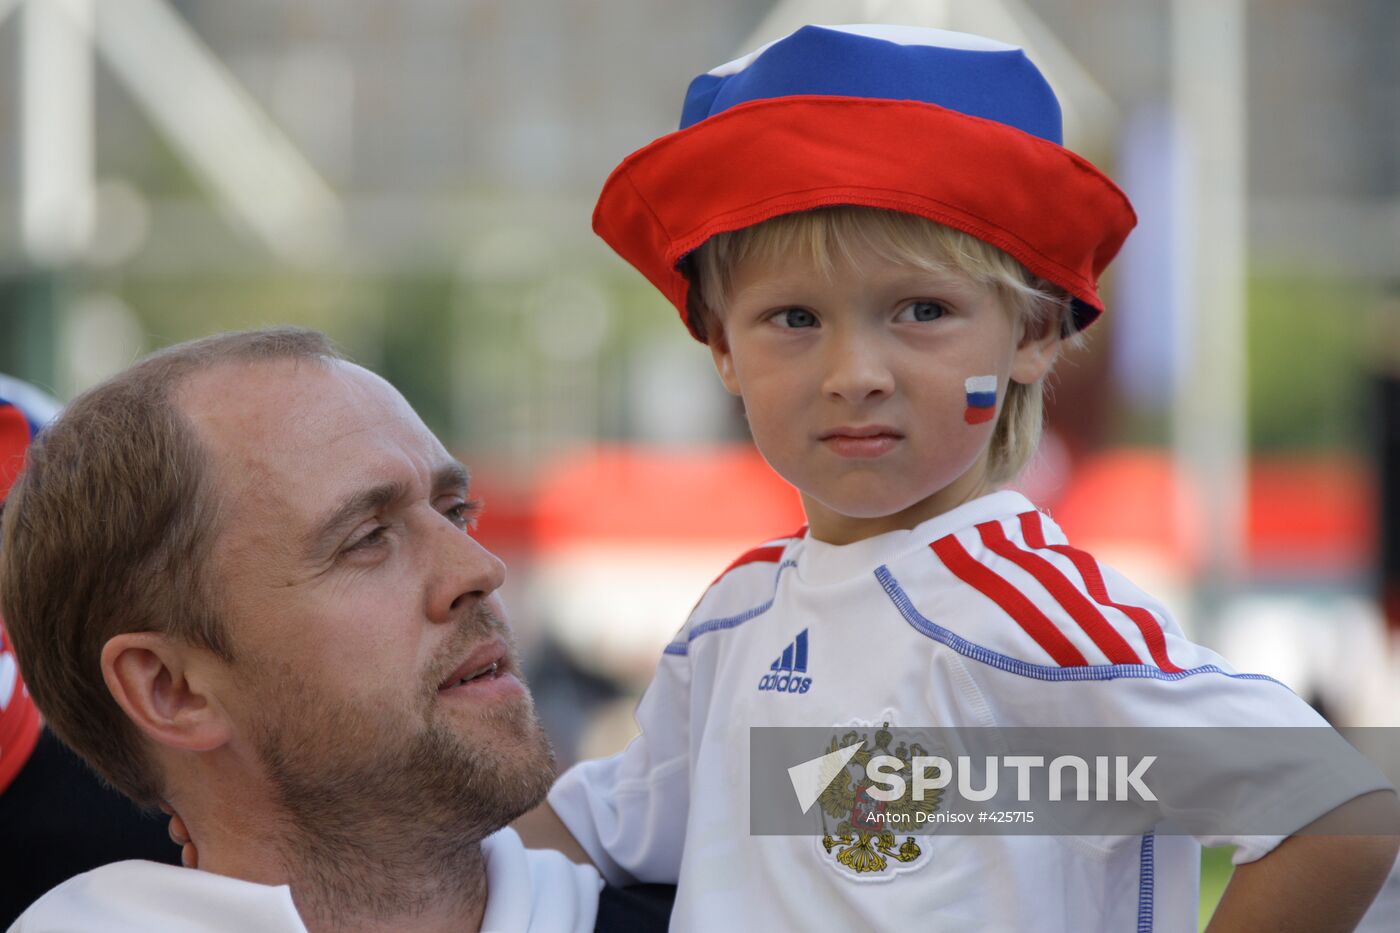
[550,491,1386,932]
[10,829,600,933]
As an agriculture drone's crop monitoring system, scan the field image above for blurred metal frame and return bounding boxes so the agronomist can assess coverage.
[5,0,341,267]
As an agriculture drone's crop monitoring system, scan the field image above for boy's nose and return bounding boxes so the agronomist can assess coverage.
[821,334,895,403]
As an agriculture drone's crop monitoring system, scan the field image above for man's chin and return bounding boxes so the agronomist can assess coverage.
[431,701,558,827]
[435,680,544,742]
[253,678,556,852]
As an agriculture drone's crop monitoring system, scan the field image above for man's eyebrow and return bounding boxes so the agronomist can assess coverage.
[305,481,409,556]
[432,460,471,496]
[303,461,468,557]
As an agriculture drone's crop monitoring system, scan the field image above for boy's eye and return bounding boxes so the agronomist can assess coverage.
[773,308,818,328]
[896,301,947,323]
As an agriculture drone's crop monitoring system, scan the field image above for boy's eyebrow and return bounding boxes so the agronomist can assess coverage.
[305,460,471,555]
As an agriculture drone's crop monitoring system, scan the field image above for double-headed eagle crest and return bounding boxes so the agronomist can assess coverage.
[816,722,943,875]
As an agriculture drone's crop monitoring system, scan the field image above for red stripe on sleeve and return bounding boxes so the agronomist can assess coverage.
[709,526,807,587]
[977,520,1142,665]
[930,534,1089,667]
[1018,511,1184,673]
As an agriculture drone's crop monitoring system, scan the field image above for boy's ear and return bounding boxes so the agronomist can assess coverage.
[101,633,233,754]
[707,329,743,396]
[1010,314,1062,386]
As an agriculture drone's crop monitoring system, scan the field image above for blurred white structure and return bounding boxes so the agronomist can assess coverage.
[7,0,341,266]
[19,0,93,264]
[1170,0,1248,601]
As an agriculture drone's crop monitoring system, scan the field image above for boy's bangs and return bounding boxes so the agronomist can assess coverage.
[700,207,1060,326]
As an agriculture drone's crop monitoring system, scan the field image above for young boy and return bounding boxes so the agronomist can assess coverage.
[518,25,1398,931]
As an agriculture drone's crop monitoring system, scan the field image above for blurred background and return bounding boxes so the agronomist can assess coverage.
[0,0,1397,921]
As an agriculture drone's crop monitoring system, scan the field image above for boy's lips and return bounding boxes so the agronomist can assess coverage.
[819,425,904,459]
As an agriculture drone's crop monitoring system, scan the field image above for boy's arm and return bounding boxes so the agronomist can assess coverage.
[512,800,594,867]
[519,637,696,886]
[517,540,787,883]
[1206,791,1400,933]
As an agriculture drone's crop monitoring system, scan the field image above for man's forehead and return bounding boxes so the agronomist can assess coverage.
[177,357,450,509]
[179,356,390,423]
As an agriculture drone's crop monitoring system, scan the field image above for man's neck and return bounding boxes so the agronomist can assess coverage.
[282,842,487,933]
[190,797,491,933]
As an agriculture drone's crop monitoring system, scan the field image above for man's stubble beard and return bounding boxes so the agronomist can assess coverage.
[249,618,556,923]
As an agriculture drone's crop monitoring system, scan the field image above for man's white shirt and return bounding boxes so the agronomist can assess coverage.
[548,490,1390,932]
[9,828,601,933]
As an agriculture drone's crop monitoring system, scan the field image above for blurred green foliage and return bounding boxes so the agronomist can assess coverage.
[1198,845,1234,929]
[0,276,61,390]
[1247,274,1372,452]
[6,264,1373,464]
[376,272,457,440]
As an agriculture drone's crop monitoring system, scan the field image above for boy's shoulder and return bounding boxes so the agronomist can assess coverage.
[679,527,806,631]
[882,506,1193,675]
[708,528,807,585]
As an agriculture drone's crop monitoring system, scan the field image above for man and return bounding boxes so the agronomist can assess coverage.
[1,328,666,932]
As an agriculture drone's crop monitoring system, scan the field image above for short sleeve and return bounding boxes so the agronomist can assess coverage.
[889,534,1397,866]
[1093,622,1392,864]
[972,572,1395,864]
[547,646,692,886]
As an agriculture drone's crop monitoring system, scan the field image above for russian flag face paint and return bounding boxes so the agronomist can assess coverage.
[964,375,998,425]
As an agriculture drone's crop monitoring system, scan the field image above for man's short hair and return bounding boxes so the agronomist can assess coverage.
[687,206,1080,485]
[0,327,342,807]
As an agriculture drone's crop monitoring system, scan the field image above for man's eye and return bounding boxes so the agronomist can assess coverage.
[774,308,818,328]
[347,526,388,552]
[896,301,947,323]
[445,498,483,531]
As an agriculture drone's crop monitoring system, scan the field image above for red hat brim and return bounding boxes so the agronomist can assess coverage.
[593,95,1137,341]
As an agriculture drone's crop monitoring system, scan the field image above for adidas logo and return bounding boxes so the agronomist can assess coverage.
[757,629,813,694]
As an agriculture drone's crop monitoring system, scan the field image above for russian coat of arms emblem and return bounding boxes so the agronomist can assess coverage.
[815,722,943,877]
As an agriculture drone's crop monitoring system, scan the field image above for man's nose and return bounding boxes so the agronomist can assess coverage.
[428,517,507,624]
[821,328,895,403]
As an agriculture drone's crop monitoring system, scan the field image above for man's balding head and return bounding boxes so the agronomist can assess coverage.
[0,328,342,806]
[3,327,556,926]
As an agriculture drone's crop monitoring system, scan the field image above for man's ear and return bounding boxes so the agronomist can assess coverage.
[707,330,742,397]
[101,633,232,753]
[1010,313,1063,386]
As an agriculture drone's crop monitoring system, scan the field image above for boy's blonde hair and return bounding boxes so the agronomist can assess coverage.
[687,206,1079,485]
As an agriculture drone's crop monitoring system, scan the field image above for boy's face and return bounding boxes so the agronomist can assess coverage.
[709,245,1060,544]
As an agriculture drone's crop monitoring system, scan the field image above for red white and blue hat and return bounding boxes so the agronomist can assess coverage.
[592,24,1138,340]
[0,374,62,502]
[0,374,59,794]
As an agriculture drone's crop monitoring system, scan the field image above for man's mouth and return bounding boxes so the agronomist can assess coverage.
[437,639,511,692]
[443,661,499,688]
